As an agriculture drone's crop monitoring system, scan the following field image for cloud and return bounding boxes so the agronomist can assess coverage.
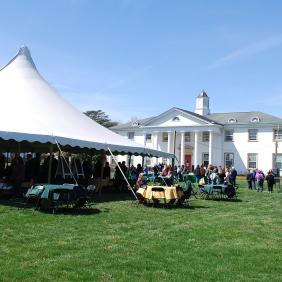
[207,35,282,70]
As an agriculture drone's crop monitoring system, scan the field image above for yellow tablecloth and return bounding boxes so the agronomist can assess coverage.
[137,186,183,200]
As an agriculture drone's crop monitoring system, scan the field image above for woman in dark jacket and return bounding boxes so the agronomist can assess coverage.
[265,170,275,193]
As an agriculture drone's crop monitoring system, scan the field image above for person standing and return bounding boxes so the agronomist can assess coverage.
[193,165,201,183]
[230,167,237,186]
[265,170,275,193]
[251,169,257,190]
[11,154,25,197]
[255,170,265,192]
[246,169,253,189]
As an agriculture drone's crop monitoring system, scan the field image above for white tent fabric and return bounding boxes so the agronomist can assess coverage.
[0,46,173,158]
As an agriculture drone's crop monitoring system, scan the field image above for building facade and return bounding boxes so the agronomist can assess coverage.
[111,91,282,174]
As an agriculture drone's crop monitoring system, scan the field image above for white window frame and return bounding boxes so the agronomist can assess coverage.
[202,132,209,142]
[128,132,135,140]
[202,153,209,167]
[247,153,258,169]
[248,129,258,142]
[274,129,282,141]
[225,129,234,142]
[162,132,168,142]
[185,132,191,142]
[145,133,152,142]
[224,153,234,168]
[273,153,282,170]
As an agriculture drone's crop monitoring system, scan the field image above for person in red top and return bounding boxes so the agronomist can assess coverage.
[135,173,146,189]
[160,164,169,176]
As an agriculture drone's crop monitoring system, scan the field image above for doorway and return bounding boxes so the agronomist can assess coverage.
[184,154,192,172]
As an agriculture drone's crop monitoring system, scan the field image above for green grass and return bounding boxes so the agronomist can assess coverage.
[1,181,282,281]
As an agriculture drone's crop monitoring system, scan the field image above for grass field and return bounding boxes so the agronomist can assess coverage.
[0,180,282,281]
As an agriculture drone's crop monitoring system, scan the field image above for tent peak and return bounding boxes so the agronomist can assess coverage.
[0,45,37,72]
[17,45,37,69]
[18,45,31,56]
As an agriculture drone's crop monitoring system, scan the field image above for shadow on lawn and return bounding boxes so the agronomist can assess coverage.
[139,202,210,210]
[92,190,136,203]
[0,198,102,216]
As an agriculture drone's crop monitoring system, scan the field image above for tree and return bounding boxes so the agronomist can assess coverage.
[84,110,119,128]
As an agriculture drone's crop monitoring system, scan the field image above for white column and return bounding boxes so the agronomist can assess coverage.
[180,132,185,166]
[154,132,159,165]
[209,130,213,164]
[220,128,224,166]
[154,132,159,150]
[194,131,198,167]
[143,132,146,146]
[167,132,172,165]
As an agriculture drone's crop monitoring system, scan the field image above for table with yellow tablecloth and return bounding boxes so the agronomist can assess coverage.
[137,185,184,201]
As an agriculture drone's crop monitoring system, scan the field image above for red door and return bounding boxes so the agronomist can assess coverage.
[185,154,192,171]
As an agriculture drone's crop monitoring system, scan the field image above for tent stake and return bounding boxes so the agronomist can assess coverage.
[108,147,138,201]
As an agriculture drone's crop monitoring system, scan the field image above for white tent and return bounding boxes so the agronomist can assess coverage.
[0,46,173,158]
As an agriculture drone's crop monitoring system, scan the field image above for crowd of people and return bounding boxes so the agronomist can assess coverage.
[193,164,237,186]
[0,151,279,196]
[246,169,276,193]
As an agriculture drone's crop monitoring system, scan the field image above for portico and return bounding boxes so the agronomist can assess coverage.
[142,127,220,169]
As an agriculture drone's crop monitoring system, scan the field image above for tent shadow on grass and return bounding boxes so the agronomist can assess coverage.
[0,198,102,216]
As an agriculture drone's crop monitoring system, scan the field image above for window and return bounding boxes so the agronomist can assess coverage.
[224,153,234,168]
[172,116,180,122]
[248,129,258,142]
[250,116,260,123]
[228,118,237,123]
[274,129,282,141]
[273,154,282,169]
[128,132,135,140]
[202,153,209,167]
[248,153,257,169]
[185,132,191,142]
[162,132,168,142]
[225,130,234,142]
[202,131,209,142]
[145,133,152,142]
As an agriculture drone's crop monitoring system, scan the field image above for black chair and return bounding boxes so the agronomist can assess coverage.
[176,184,193,206]
[151,186,166,207]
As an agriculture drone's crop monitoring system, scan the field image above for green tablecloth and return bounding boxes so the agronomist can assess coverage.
[183,174,196,183]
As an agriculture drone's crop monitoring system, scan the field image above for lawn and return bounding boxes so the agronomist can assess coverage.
[0,180,282,281]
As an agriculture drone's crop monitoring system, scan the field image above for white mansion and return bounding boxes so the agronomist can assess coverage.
[111,91,282,174]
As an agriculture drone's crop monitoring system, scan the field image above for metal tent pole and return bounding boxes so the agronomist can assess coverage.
[108,147,138,201]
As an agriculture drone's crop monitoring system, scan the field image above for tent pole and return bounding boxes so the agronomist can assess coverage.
[47,143,53,184]
[108,147,138,201]
[128,153,132,167]
[53,138,78,185]
[141,155,145,167]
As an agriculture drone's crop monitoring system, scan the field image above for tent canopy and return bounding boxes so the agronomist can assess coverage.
[0,46,174,158]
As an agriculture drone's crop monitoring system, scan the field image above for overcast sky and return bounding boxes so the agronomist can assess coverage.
[1,0,282,123]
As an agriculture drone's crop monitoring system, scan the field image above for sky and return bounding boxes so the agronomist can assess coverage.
[1,0,282,123]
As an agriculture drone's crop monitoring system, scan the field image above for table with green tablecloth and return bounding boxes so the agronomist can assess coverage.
[183,174,196,183]
[198,184,236,199]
